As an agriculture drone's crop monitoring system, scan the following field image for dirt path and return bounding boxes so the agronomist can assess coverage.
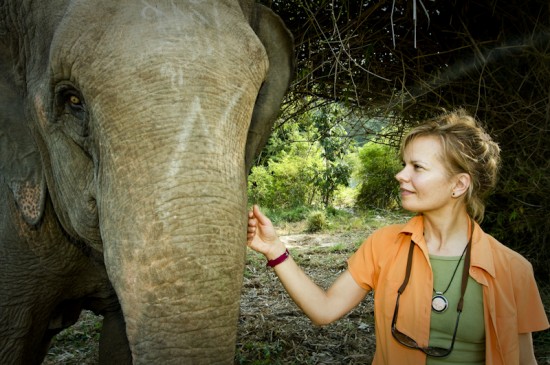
[236,230,376,364]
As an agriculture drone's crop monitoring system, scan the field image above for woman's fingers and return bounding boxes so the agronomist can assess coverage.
[252,205,271,226]
[247,210,258,244]
[247,205,277,248]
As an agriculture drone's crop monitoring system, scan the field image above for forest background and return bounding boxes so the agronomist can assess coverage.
[253,0,550,283]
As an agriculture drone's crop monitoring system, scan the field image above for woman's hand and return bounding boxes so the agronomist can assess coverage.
[247,205,286,260]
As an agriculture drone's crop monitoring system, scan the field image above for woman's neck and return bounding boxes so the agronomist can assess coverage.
[422,212,471,256]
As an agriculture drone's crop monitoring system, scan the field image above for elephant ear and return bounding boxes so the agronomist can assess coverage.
[245,4,294,172]
[0,73,46,226]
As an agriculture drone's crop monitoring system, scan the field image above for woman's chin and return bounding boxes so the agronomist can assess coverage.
[400,202,420,213]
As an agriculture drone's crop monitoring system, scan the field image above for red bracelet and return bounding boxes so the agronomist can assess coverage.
[266,249,290,268]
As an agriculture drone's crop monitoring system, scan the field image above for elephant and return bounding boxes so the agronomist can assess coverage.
[0,0,293,364]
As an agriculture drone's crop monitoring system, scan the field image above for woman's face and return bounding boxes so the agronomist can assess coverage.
[395,135,457,214]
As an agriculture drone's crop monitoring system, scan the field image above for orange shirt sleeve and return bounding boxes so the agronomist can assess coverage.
[347,226,404,292]
[347,233,377,292]
[509,255,549,333]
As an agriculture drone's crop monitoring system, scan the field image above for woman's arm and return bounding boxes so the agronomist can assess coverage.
[273,260,367,325]
[247,205,368,326]
[519,332,537,365]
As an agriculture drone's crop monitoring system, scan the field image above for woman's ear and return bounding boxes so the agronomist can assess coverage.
[452,173,471,198]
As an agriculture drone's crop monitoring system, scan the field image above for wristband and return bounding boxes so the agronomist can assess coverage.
[266,249,290,268]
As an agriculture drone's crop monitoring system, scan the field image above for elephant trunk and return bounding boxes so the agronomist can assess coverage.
[94,78,255,362]
[100,151,248,364]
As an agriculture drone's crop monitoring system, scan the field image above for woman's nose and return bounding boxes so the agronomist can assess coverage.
[395,167,407,182]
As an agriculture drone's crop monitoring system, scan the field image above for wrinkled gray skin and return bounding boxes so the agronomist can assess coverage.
[0,0,293,363]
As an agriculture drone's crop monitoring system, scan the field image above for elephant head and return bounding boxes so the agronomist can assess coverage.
[0,0,293,363]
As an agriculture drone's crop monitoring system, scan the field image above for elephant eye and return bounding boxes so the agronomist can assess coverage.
[55,85,86,118]
[54,84,89,137]
[68,95,82,107]
[64,91,85,113]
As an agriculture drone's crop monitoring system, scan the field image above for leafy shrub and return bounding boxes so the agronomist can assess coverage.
[306,210,328,232]
[247,143,323,210]
[248,102,355,211]
[277,206,311,222]
[354,142,401,211]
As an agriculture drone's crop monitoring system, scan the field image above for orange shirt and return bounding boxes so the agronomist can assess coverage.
[347,215,549,365]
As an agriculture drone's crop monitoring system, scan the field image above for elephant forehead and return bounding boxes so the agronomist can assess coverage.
[53,0,268,80]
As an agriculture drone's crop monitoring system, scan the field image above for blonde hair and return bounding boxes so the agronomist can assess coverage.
[401,108,501,222]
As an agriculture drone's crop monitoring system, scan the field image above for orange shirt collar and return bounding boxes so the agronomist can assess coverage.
[398,215,497,280]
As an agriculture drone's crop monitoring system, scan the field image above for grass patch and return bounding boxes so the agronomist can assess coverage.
[43,311,101,365]
[235,340,284,365]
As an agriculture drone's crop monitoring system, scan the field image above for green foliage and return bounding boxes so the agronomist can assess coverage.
[248,101,404,218]
[310,105,353,206]
[248,149,322,209]
[261,206,311,225]
[277,206,311,223]
[354,142,402,211]
[235,341,283,365]
[306,210,328,232]
[248,100,353,210]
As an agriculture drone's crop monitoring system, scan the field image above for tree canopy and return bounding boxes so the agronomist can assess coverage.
[260,0,550,279]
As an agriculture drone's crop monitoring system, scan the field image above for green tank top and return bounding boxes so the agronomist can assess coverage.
[426,254,485,365]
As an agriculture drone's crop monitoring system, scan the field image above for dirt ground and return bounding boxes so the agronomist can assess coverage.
[43,230,376,365]
[43,228,550,364]
[236,231,376,364]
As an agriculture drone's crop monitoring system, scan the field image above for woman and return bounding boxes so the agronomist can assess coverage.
[247,109,549,364]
